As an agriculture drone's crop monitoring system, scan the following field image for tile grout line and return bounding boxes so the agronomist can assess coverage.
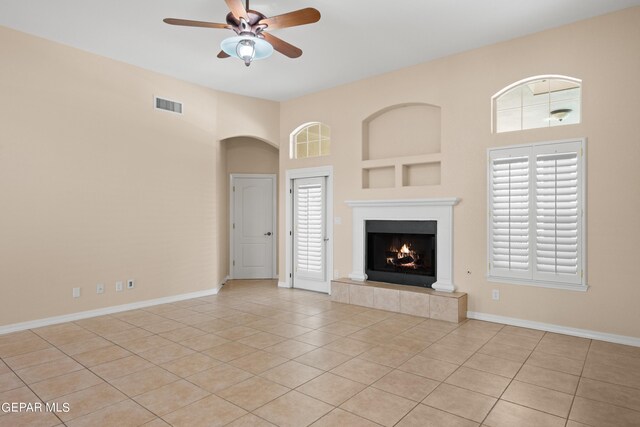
[4,283,639,426]
[564,338,593,427]
[475,330,544,426]
[22,308,221,424]
[407,322,504,425]
[23,322,148,424]
[0,351,66,427]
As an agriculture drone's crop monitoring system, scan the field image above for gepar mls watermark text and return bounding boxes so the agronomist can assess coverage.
[2,402,70,413]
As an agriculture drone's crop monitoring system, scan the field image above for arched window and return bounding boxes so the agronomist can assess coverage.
[290,122,330,159]
[493,76,581,133]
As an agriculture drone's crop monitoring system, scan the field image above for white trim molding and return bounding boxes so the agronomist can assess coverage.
[346,198,459,208]
[285,166,334,293]
[467,311,640,347]
[345,198,460,292]
[0,286,221,336]
[487,275,588,292]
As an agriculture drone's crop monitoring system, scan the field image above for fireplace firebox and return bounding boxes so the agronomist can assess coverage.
[365,220,436,288]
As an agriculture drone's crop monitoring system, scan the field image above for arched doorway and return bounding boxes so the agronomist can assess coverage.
[222,136,279,279]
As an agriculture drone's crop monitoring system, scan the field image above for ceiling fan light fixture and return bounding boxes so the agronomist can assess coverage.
[221,35,273,66]
[236,39,255,66]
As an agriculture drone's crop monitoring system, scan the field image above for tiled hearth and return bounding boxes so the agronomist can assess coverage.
[331,278,468,323]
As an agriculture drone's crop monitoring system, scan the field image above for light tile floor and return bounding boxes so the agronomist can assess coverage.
[1,279,639,426]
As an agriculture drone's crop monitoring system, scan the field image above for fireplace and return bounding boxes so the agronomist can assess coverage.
[366,220,437,288]
[346,198,459,292]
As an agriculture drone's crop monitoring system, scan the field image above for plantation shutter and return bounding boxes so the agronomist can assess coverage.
[488,139,585,289]
[489,148,532,279]
[534,142,582,284]
[294,177,326,281]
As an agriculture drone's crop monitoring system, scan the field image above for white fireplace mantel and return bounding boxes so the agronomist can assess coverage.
[345,198,460,293]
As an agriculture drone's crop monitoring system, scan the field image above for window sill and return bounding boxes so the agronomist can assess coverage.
[487,275,589,292]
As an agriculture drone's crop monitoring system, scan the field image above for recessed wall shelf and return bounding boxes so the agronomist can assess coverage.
[362,166,395,189]
[403,161,441,187]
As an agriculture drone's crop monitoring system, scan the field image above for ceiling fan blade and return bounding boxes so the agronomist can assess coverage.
[262,33,302,58]
[259,8,320,30]
[163,18,229,29]
[217,50,230,58]
[225,0,248,20]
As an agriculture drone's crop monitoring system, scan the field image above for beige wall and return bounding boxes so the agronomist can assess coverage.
[217,92,280,146]
[279,8,640,338]
[0,26,278,326]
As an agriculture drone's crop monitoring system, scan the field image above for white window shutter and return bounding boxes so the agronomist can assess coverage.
[488,139,585,289]
[489,148,532,280]
[294,178,326,281]
[534,141,583,284]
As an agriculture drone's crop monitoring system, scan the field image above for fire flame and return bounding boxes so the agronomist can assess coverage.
[385,241,426,271]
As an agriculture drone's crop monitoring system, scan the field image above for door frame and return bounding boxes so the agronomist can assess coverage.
[229,173,277,279]
[284,166,333,293]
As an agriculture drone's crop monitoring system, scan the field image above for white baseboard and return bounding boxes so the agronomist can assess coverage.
[278,281,291,288]
[0,285,222,336]
[467,311,640,347]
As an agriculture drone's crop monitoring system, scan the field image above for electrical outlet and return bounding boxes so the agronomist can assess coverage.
[116,281,123,292]
[96,283,105,294]
[72,287,81,298]
[127,279,135,289]
[492,289,500,301]
[334,269,340,279]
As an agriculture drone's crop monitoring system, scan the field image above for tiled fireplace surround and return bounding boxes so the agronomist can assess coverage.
[332,199,467,323]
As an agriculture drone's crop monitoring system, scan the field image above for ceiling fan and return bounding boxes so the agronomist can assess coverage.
[163,0,321,67]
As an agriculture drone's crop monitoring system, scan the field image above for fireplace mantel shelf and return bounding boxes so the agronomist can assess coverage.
[346,197,460,293]
[346,198,460,208]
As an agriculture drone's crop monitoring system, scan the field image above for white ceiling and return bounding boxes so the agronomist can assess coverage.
[1,0,639,101]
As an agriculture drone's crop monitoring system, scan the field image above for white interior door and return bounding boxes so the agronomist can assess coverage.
[232,176,275,279]
[293,177,328,292]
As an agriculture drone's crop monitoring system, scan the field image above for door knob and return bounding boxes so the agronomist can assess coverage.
[264,232,272,236]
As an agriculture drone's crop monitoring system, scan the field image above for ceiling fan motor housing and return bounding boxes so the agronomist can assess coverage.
[227,11,267,37]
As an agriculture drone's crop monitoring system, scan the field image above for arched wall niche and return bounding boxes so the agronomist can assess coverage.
[363,103,441,161]
[361,103,442,189]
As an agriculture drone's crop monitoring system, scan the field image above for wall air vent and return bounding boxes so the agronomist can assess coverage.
[154,96,183,114]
